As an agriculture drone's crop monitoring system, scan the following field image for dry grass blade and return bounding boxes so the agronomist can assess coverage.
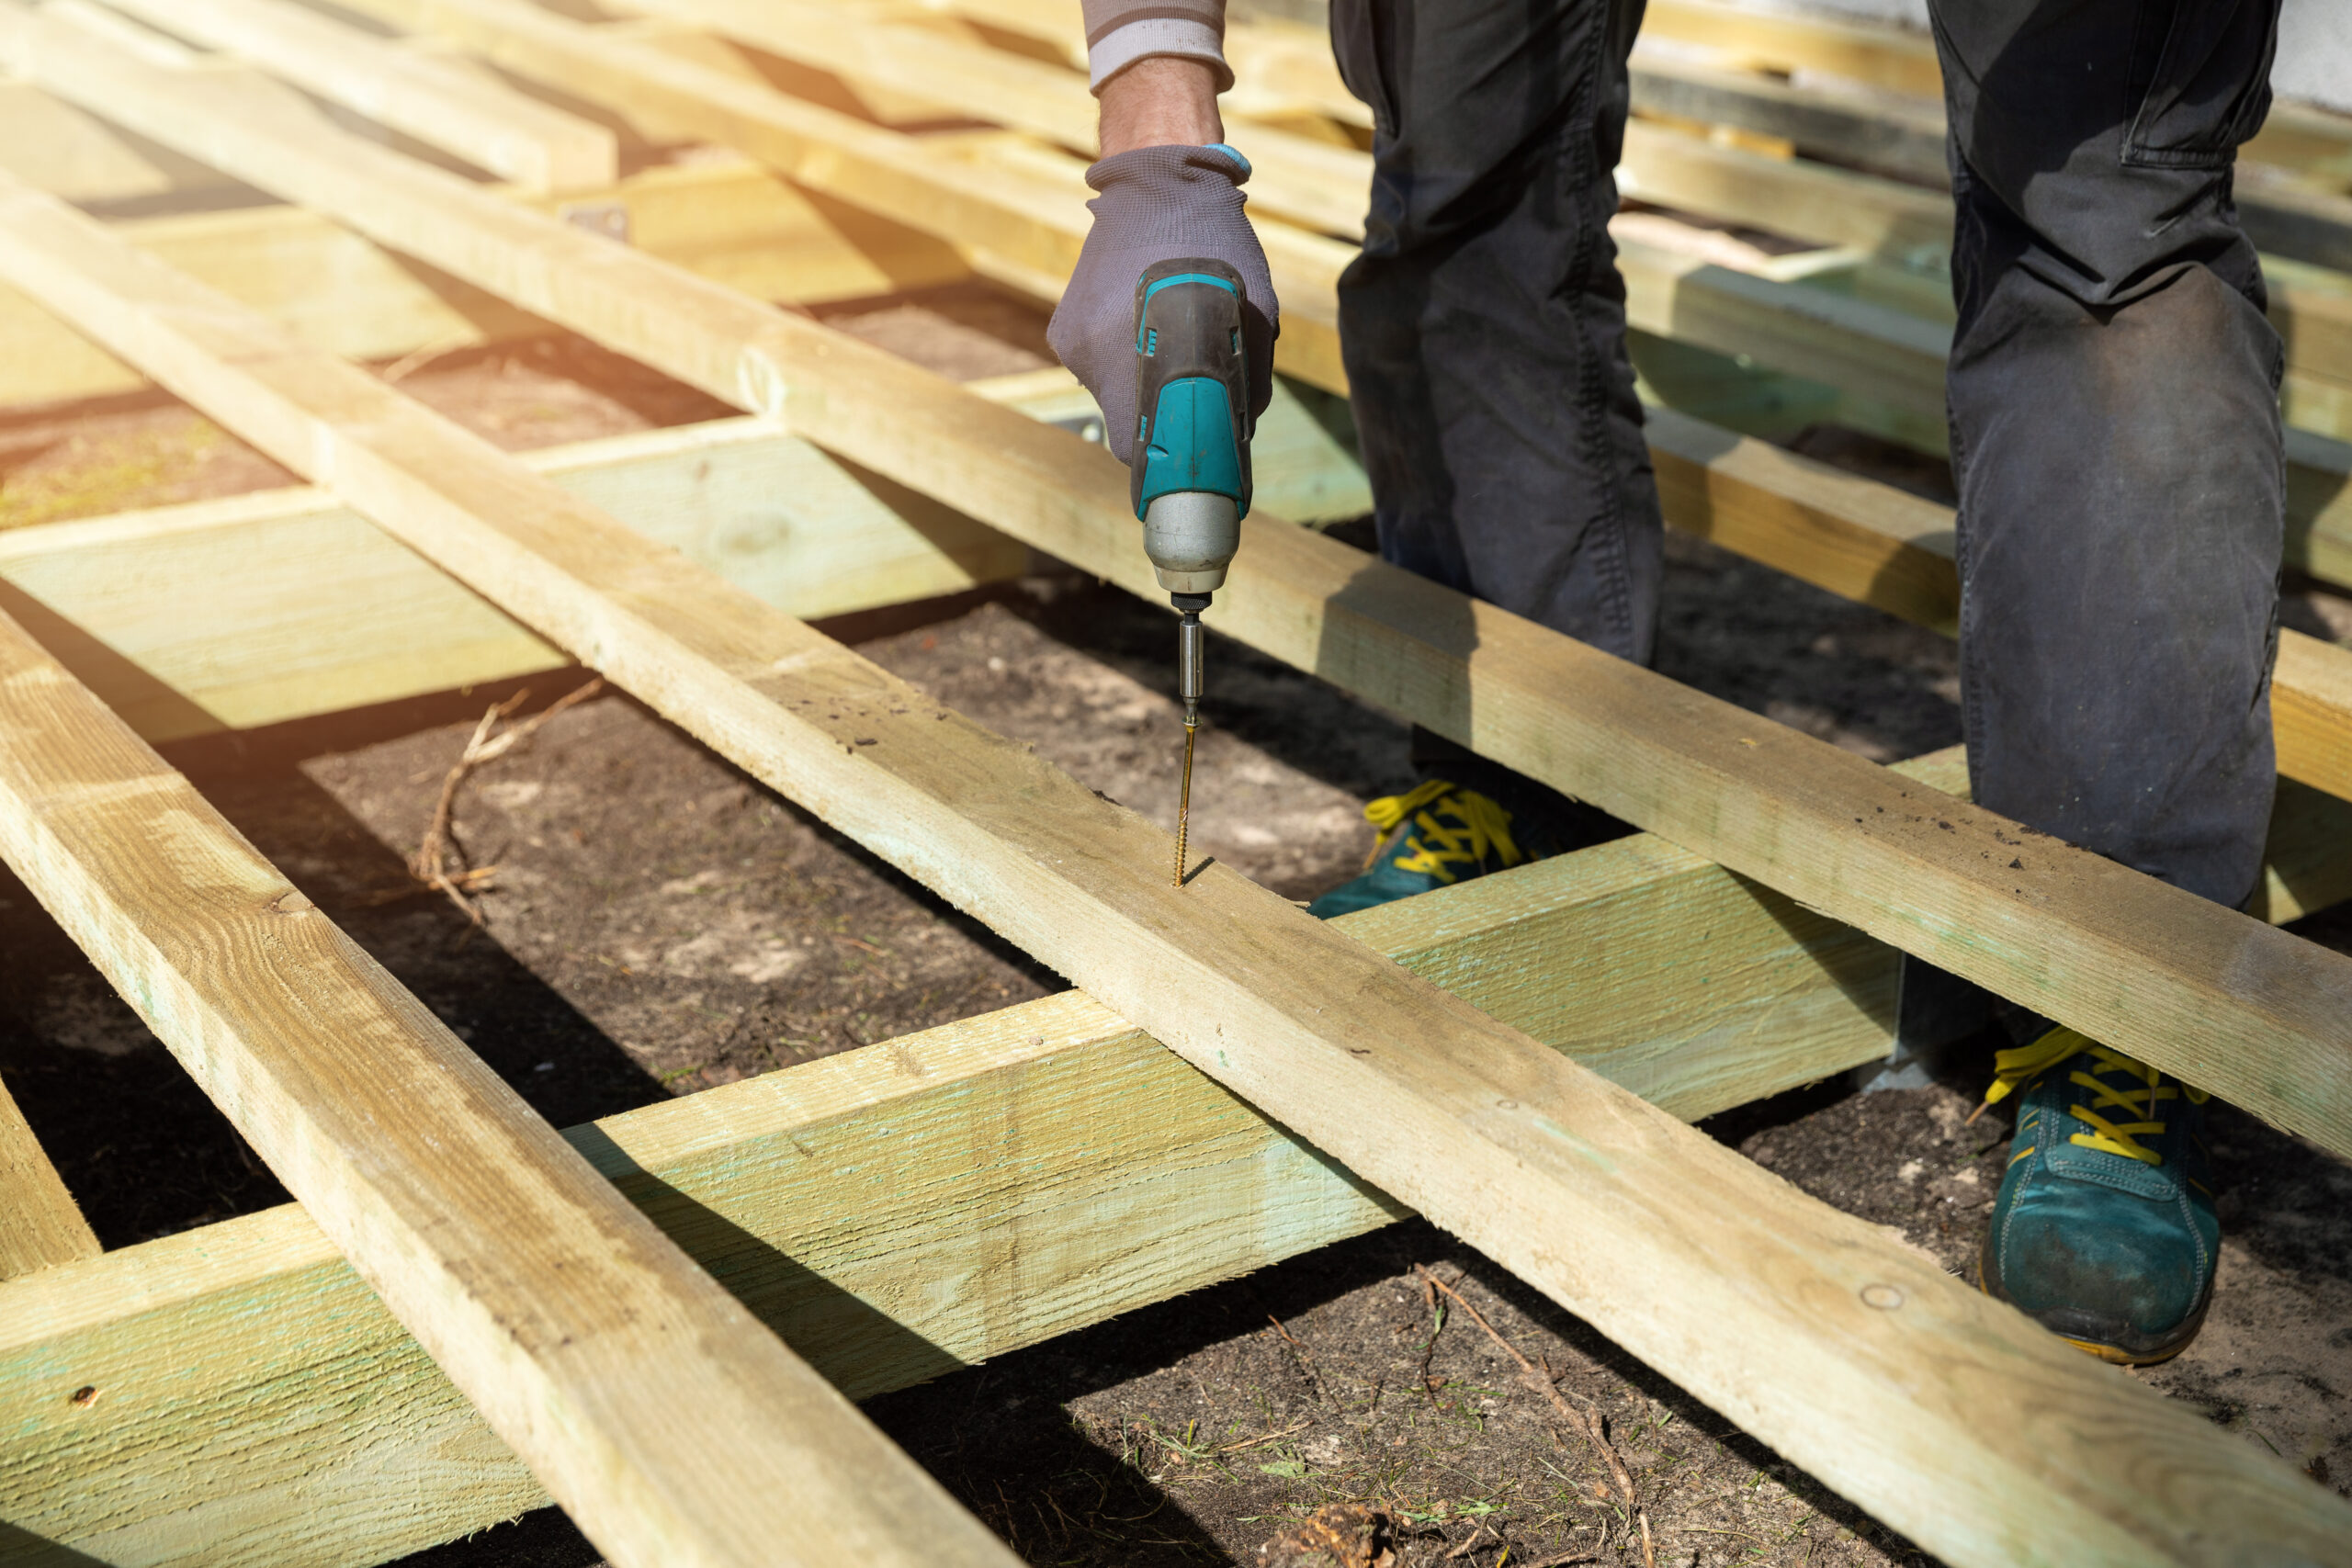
[1413,1267,1657,1568]
[1268,1313,1331,1404]
[410,678,605,922]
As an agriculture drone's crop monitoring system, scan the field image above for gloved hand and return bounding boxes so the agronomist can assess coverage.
[1047,142,1280,465]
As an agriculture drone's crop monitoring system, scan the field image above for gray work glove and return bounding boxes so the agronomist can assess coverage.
[1047,142,1280,465]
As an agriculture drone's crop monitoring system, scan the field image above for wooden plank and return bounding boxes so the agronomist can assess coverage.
[1640,0,1943,98]
[595,0,1372,237]
[1640,0,2347,194]
[7,76,2346,1566]
[0,168,1023,1568]
[8,737,2350,1563]
[0,1076,98,1281]
[0,78,240,204]
[0,415,1023,743]
[0,766,1918,1566]
[1643,407,2352,801]
[99,0,617,191]
[17,3,2352,1157]
[0,157,972,411]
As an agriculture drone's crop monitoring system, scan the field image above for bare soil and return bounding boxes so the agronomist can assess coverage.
[2,286,2346,1568]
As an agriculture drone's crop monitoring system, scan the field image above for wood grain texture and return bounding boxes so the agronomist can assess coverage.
[14,6,2349,1159]
[8,739,2351,1563]
[0,1075,97,1282]
[601,0,1372,237]
[101,0,616,191]
[0,172,1022,1568]
[1,66,2344,1564]
[0,156,970,411]
[1638,0,1943,97]
[0,768,1911,1566]
[0,416,1021,743]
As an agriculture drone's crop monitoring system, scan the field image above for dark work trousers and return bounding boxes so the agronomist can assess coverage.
[1331,0,2284,910]
[1930,0,2285,910]
[1329,0,1659,839]
[1329,0,1662,669]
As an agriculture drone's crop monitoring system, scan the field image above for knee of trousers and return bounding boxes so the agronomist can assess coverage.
[1950,265,2283,906]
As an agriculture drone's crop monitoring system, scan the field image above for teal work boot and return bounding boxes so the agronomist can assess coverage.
[1306,780,1529,919]
[1978,1026,2220,1365]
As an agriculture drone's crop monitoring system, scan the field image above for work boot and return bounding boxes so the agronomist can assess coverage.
[1306,780,1530,918]
[1977,1025,2220,1365]
[1308,729,1634,919]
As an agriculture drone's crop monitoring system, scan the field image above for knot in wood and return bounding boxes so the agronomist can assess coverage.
[1860,1283,1905,1311]
[270,891,316,915]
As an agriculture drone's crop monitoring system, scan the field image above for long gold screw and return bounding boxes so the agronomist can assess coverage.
[1172,719,1197,887]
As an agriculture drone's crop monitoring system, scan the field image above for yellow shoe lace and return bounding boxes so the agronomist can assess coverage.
[1976,1025,2208,1167]
[1358,779,1525,886]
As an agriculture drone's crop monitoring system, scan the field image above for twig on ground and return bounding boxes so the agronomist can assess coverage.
[1413,1267,1657,1568]
[410,679,604,923]
[1441,1519,1495,1560]
[1214,1421,1308,1455]
[1268,1313,1332,1404]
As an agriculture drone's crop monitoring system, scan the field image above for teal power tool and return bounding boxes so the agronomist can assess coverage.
[1130,255,1253,886]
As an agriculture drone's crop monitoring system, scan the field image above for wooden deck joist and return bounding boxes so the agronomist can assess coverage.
[596,0,2352,444]
[12,744,2352,1566]
[0,747,1947,1566]
[98,0,618,191]
[4,91,2345,1567]
[246,0,2352,807]
[0,1077,97,1282]
[0,415,1023,742]
[13,1,2351,1159]
[0,167,1035,1568]
[0,153,973,411]
[366,0,2352,557]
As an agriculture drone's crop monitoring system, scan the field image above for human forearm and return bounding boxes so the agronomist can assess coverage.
[1098,54,1224,155]
[1083,0,1229,152]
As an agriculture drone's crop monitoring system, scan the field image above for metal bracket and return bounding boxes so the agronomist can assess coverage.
[1852,953,1994,1093]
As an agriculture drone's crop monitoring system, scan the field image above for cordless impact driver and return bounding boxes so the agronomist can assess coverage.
[1128,256,1253,886]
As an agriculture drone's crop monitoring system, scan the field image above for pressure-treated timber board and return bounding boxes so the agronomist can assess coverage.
[0,607,1013,1568]
[0,760,1926,1567]
[600,0,1372,237]
[17,6,2351,1164]
[0,1077,97,1282]
[0,155,970,411]
[8,733,2352,1564]
[0,416,1022,742]
[102,0,617,191]
[0,77,240,204]
[0,171,1027,1568]
[7,62,2348,1566]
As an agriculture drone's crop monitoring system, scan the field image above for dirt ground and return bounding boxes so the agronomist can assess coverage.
[3,284,2347,1566]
